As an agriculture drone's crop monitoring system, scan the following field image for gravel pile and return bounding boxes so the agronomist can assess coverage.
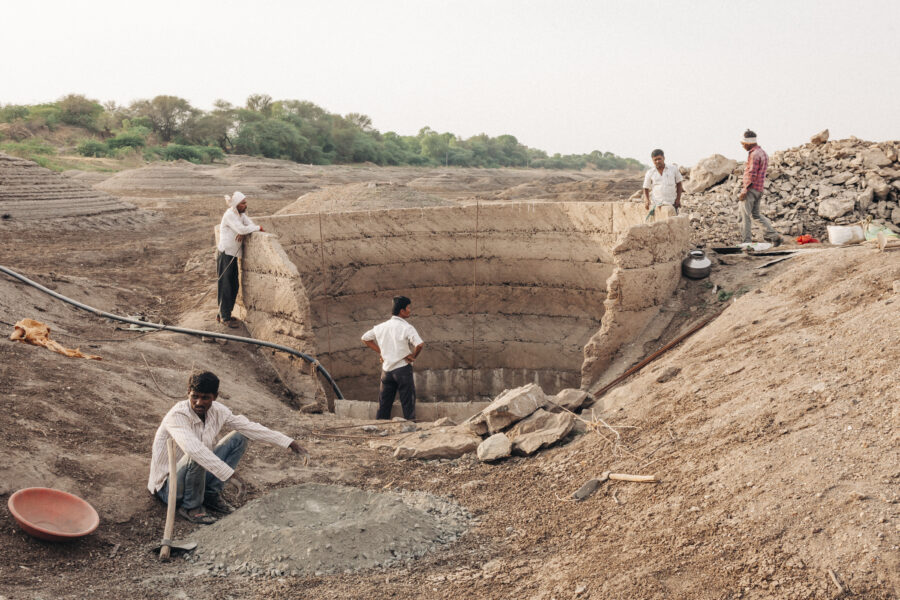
[680,135,900,246]
[186,483,471,578]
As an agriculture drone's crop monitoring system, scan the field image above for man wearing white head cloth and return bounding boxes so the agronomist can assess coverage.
[216,192,263,328]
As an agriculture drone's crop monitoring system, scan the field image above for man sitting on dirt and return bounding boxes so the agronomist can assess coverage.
[739,130,782,247]
[361,296,424,420]
[147,370,307,524]
[643,149,683,219]
[217,191,263,328]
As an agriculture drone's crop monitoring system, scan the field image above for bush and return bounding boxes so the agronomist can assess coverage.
[107,131,146,149]
[161,144,202,162]
[1,139,57,156]
[75,139,109,157]
[57,94,103,130]
[26,105,62,129]
[0,104,29,123]
[198,146,225,162]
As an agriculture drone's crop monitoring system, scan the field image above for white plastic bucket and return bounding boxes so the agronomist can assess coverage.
[827,225,864,245]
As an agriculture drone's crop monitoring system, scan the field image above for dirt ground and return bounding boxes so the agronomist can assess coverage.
[0,161,897,599]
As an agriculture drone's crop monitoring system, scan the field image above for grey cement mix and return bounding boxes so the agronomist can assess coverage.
[186,483,471,578]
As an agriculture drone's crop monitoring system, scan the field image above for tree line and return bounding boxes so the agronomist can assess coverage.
[0,94,645,170]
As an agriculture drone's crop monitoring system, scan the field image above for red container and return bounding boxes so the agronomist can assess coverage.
[8,488,100,541]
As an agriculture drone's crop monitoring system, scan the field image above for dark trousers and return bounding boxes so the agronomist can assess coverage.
[217,251,239,320]
[377,364,416,420]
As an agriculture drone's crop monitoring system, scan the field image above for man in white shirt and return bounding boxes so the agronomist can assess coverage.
[642,149,683,215]
[361,296,425,420]
[147,371,307,524]
[217,191,263,328]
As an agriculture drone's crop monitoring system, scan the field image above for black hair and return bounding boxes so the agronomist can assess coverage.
[392,296,411,316]
[744,129,757,139]
[189,371,219,395]
[650,149,664,158]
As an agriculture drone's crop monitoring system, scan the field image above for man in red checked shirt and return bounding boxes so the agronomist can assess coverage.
[738,130,783,247]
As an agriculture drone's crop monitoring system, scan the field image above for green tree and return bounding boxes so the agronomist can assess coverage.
[234,118,309,161]
[130,95,199,142]
[57,94,104,130]
[245,94,274,117]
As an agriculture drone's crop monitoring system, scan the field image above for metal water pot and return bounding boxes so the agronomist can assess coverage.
[682,250,712,279]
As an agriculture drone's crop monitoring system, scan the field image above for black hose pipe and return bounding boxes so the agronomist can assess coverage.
[0,264,344,400]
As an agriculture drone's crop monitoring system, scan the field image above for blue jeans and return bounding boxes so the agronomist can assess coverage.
[156,432,247,510]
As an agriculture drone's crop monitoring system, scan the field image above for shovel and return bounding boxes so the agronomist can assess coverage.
[158,438,197,560]
[572,471,658,501]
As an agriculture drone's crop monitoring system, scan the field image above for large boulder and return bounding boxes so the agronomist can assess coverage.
[810,129,830,144]
[858,188,874,213]
[393,427,481,460]
[684,155,738,194]
[480,383,548,434]
[861,148,892,169]
[507,409,575,456]
[551,388,591,412]
[477,433,512,462]
[868,176,891,201]
[818,195,856,220]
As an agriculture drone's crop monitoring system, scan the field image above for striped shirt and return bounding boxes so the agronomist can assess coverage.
[742,145,768,192]
[147,399,293,494]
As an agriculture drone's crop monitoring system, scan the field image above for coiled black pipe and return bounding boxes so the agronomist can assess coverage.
[0,264,344,400]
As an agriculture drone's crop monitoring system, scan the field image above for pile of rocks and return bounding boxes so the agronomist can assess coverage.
[387,384,590,462]
[679,132,900,246]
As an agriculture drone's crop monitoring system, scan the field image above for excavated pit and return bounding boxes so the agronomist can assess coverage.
[238,202,689,419]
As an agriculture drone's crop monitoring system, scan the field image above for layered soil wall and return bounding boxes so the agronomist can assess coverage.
[238,202,689,418]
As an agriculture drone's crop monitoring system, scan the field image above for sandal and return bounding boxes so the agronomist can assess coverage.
[226,319,240,329]
[177,506,217,525]
[204,494,235,515]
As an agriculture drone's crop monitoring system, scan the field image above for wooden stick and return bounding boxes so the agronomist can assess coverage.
[827,568,846,596]
[159,438,177,560]
[607,473,658,483]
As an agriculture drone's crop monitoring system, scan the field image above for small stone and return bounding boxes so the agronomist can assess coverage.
[810,129,829,144]
[477,433,512,462]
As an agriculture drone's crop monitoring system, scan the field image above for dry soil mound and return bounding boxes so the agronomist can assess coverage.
[188,483,470,577]
[682,137,900,246]
[491,175,642,202]
[277,182,454,214]
[0,153,136,223]
[96,162,254,197]
[406,171,538,194]
[212,161,316,198]
[61,169,116,186]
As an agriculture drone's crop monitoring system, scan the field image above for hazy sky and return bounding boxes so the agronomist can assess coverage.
[3,0,898,165]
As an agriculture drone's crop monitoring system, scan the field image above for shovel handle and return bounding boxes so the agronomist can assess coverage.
[608,473,658,483]
[159,438,177,560]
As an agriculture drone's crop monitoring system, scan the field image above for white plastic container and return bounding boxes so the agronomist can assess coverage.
[826,225,865,245]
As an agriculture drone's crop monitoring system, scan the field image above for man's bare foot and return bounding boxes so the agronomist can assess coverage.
[177,506,217,524]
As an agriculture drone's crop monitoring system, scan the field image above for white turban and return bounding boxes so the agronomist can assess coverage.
[742,135,757,144]
[225,191,246,209]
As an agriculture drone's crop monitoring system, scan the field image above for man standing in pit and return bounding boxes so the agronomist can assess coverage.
[148,371,307,524]
[739,130,782,246]
[217,191,263,328]
[643,149,683,219]
[361,296,425,420]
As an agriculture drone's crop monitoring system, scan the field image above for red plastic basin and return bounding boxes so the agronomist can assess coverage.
[8,487,100,541]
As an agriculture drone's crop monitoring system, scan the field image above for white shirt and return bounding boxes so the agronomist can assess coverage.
[217,208,261,258]
[361,316,424,372]
[642,164,683,207]
[147,399,293,494]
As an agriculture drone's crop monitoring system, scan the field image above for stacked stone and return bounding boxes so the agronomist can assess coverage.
[679,132,900,247]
